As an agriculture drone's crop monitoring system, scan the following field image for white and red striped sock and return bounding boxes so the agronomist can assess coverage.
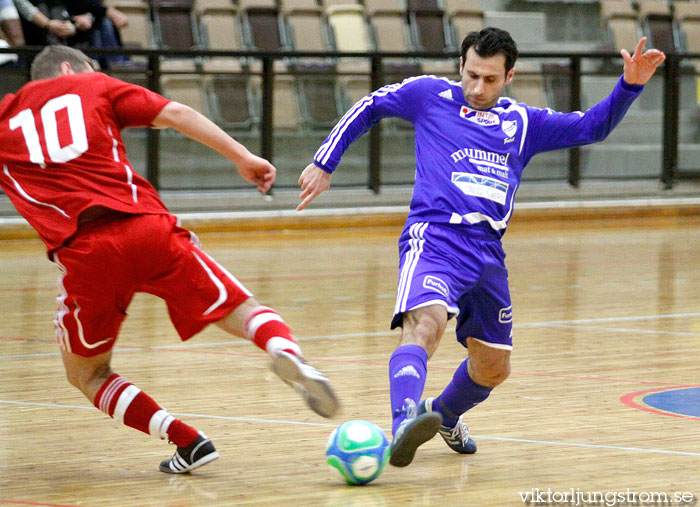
[93,374,199,448]
[245,306,302,357]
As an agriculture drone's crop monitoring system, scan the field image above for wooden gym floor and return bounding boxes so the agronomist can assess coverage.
[1,211,699,506]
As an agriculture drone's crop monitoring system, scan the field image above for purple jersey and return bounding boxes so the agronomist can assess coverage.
[313,75,643,238]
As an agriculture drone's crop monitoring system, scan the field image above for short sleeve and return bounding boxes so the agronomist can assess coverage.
[99,74,171,129]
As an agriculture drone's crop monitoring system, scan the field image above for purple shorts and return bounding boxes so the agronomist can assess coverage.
[391,221,513,350]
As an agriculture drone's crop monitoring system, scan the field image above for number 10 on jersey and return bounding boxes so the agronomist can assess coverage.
[9,93,88,167]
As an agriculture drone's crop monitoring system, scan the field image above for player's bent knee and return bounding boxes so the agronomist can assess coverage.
[64,360,113,393]
[469,357,510,387]
[490,361,511,386]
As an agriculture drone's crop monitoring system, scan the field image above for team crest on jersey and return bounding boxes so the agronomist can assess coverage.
[502,120,517,138]
[459,106,500,126]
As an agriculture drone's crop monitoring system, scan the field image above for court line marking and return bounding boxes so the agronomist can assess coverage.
[0,332,398,360]
[534,323,700,337]
[620,387,700,421]
[0,501,85,507]
[1,312,699,386]
[5,310,700,358]
[1,399,699,457]
[517,312,700,326]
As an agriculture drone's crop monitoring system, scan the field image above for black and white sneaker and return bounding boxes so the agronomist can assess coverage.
[159,432,219,474]
[389,409,441,468]
[270,351,339,418]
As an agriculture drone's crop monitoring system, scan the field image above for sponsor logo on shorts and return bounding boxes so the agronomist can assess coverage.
[423,275,449,298]
[499,306,513,323]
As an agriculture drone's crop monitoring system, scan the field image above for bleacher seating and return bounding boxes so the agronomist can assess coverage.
[324,3,371,53]
[600,0,640,52]
[638,0,676,54]
[443,0,484,47]
[5,0,683,191]
[674,1,700,71]
[238,0,286,51]
[283,0,328,53]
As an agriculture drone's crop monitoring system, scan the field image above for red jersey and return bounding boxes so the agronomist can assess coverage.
[0,72,171,253]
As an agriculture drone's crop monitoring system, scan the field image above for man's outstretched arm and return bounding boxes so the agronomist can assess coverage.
[152,101,276,194]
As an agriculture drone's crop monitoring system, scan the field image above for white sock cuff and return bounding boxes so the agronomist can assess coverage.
[265,336,302,356]
[149,409,175,439]
[113,385,141,424]
[247,310,284,337]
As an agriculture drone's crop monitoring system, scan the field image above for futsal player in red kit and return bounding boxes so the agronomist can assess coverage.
[0,45,339,473]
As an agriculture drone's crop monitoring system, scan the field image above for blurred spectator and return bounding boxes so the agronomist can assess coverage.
[0,37,19,67]
[14,0,127,66]
[1,0,25,46]
[13,0,76,45]
[63,0,129,66]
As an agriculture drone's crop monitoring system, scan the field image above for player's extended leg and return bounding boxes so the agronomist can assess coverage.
[420,338,510,454]
[419,263,512,454]
[388,304,446,467]
[215,298,339,418]
[60,349,218,474]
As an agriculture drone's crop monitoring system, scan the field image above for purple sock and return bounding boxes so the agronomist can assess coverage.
[389,344,428,435]
[434,358,492,427]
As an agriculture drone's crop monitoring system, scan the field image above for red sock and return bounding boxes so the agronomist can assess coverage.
[245,306,301,356]
[94,374,199,447]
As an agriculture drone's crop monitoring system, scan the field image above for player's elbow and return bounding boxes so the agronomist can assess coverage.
[151,101,197,130]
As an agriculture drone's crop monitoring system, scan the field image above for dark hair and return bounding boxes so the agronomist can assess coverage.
[30,45,96,80]
[460,27,518,75]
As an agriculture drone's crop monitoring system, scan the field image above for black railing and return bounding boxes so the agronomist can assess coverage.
[1,46,698,191]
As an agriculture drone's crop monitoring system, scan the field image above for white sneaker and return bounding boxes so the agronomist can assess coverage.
[271,351,339,418]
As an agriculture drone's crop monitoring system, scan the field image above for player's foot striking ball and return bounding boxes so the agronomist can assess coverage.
[388,411,441,467]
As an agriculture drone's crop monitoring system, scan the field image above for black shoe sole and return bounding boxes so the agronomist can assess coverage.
[389,412,442,468]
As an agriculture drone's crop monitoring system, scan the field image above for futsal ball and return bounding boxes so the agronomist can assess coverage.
[326,420,390,485]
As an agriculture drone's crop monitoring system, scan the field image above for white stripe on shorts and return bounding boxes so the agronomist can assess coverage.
[52,253,72,353]
[394,223,421,314]
[200,250,253,298]
[192,251,228,316]
[470,337,513,351]
[395,222,429,315]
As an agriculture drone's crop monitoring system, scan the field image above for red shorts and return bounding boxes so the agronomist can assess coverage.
[52,213,251,357]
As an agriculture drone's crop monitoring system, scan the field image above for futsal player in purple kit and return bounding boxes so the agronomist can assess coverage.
[297,28,666,468]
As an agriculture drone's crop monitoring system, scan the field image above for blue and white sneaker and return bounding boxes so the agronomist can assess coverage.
[419,398,477,454]
[389,400,441,468]
[159,432,219,474]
